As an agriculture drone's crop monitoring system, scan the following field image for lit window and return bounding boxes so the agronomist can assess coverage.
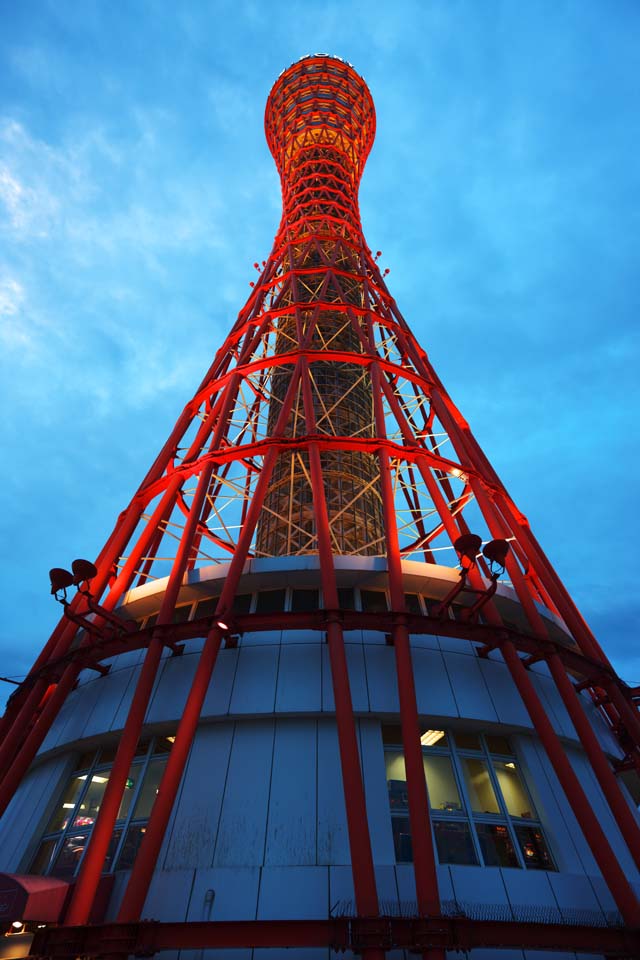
[433,821,478,866]
[493,760,536,820]
[29,736,172,879]
[383,725,555,871]
[514,824,555,870]
[475,822,519,867]
[460,758,500,814]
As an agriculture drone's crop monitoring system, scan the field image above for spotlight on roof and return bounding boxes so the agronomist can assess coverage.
[454,534,482,569]
[482,538,510,576]
[71,558,98,585]
[216,620,229,631]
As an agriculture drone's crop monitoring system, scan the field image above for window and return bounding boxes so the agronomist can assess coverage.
[29,736,172,879]
[255,589,286,613]
[291,588,319,613]
[383,726,555,871]
[404,593,422,615]
[195,596,220,619]
[172,604,193,624]
[337,588,355,610]
[360,590,388,613]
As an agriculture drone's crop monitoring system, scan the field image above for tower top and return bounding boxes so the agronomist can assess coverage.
[265,53,376,177]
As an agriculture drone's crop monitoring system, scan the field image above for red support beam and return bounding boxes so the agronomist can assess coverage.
[30,916,640,958]
[116,366,303,923]
[372,364,443,954]
[500,640,640,926]
[301,361,382,941]
[545,651,640,872]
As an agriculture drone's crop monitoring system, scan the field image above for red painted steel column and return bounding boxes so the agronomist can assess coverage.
[604,683,640,749]
[466,475,640,867]
[66,461,217,925]
[0,680,50,771]
[65,652,161,921]
[371,365,442,955]
[300,363,382,957]
[0,476,188,812]
[116,370,303,922]
[500,640,640,925]
[116,623,223,922]
[545,652,640,871]
[487,486,640,753]
[0,666,80,817]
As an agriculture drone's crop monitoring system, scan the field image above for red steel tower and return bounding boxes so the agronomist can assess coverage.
[1,55,640,960]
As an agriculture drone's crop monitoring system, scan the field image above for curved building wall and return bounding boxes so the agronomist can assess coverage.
[0,560,637,960]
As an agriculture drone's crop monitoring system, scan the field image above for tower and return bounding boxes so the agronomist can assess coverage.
[1,53,640,959]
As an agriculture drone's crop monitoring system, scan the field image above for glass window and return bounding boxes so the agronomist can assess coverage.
[232,593,252,615]
[104,828,123,871]
[421,596,435,615]
[44,776,84,833]
[337,587,355,610]
[423,755,462,814]
[485,735,512,756]
[384,726,554,872]
[493,761,536,820]
[195,597,220,619]
[454,732,482,751]
[360,590,387,613]
[117,762,143,820]
[291,589,319,612]
[132,758,165,819]
[514,825,555,870]
[391,816,413,862]
[117,824,147,870]
[52,831,89,879]
[404,593,422,614]
[73,773,109,828]
[173,604,192,623]
[433,821,478,865]
[30,838,58,875]
[476,823,519,868]
[461,758,500,814]
[255,590,286,613]
[30,736,170,879]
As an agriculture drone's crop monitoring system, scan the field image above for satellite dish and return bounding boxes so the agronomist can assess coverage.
[50,568,74,595]
[454,534,482,564]
[72,558,98,584]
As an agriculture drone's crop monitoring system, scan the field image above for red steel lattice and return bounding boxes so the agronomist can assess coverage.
[2,54,640,957]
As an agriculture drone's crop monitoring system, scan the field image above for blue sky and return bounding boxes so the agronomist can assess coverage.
[1,0,639,687]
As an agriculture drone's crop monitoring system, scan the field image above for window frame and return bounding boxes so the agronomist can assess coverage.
[383,726,555,872]
[30,736,173,879]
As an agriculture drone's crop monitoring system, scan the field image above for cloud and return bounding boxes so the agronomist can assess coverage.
[0,274,24,316]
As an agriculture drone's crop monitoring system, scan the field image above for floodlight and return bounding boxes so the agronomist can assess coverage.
[49,567,74,596]
[72,558,98,585]
[482,538,510,573]
[453,534,482,567]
